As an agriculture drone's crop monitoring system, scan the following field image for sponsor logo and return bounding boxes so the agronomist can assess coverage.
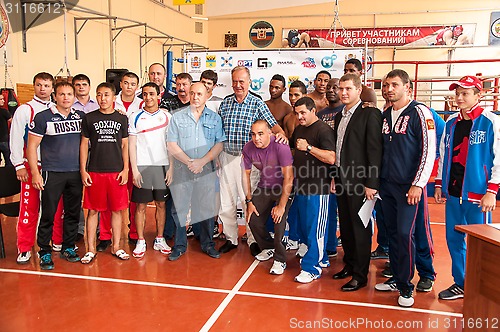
[191,56,201,69]
[491,18,500,38]
[251,78,265,91]
[51,117,61,121]
[257,58,272,68]
[321,54,337,68]
[221,56,233,67]
[301,57,316,68]
[277,60,295,65]
[237,60,253,68]
[288,76,300,86]
[206,55,216,68]
[304,78,315,93]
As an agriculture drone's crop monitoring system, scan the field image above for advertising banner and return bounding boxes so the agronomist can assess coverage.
[282,24,476,48]
[185,49,363,103]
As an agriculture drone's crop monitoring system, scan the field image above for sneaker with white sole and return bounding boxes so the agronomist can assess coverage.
[294,270,320,283]
[398,289,414,307]
[286,239,299,251]
[52,244,62,252]
[17,251,31,264]
[133,240,147,258]
[375,278,398,291]
[153,237,172,254]
[296,243,308,258]
[319,260,330,268]
[438,283,464,300]
[270,261,286,275]
[255,249,274,261]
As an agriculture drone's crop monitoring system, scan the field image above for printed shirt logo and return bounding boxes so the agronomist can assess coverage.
[382,118,390,134]
[394,115,410,134]
[470,130,486,145]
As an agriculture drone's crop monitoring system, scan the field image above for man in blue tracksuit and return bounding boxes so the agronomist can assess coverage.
[377,69,436,308]
[434,75,499,300]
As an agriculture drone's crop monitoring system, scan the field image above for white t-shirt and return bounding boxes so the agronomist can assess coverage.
[128,108,171,166]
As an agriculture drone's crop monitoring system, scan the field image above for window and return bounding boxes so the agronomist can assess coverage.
[195,22,203,34]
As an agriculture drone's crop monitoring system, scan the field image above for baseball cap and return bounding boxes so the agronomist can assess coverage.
[449,76,482,91]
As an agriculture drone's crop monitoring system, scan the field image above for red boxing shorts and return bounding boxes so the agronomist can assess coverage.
[83,172,129,212]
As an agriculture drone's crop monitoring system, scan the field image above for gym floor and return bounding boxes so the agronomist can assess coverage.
[0,202,494,332]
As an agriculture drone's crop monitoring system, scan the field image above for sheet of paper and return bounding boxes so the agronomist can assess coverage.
[358,194,381,228]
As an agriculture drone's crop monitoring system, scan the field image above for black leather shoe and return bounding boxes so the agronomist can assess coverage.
[249,242,261,257]
[219,240,237,253]
[96,240,111,252]
[332,267,352,279]
[341,278,367,292]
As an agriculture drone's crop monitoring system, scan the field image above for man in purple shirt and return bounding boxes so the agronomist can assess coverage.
[243,120,294,275]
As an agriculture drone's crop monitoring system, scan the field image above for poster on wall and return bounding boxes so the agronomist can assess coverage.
[185,49,363,102]
[282,24,476,48]
[490,12,500,46]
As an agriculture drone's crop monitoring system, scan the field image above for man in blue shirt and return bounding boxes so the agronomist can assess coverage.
[167,82,226,260]
[27,82,85,270]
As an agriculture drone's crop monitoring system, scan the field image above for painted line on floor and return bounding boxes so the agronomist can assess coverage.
[199,260,259,332]
[430,222,446,225]
[236,290,462,317]
[0,268,230,295]
[0,266,461,319]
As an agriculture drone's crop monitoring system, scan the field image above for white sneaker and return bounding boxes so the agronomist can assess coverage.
[153,237,171,254]
[294,270,320,283]
[296,243,308,258]
[375,278,398,292]
[255,249,274,261]
[286,239,299,251]
[52,244,62,252]
[270,261,286,275]
[133,240,147,258]
[319,261,330,268]
[16,251,31,264]
[398,290,415,307]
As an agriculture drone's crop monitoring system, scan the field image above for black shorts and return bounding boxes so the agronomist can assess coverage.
[131,187,169,203]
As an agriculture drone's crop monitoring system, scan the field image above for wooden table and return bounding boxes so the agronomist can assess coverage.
[455,224,500,332]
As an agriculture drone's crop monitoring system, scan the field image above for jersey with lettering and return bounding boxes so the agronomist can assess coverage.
[9,96,53,170]
[29,106,85,172]
[128,108,171,166]
[81,110,129,172]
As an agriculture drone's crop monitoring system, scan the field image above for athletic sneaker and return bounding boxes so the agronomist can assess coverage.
[213,222,220,238]
[39,253,54,270]
[319,261,330,268]
[398,289,414,307]
[270,261,286,275]
[438,284,464,300]
[370,249,389,260]
[327,250,338,257]
[375,278,398,291]
[286,239,299,251]
[381,267,393,278]
[17,251,31,264]
[416,277,434,292]
[337,236,342,247]
[52,244,62,252]
[296,243,308,258]
[153,237,171,254]
[186,226,194,237]
[133,240,147,258]
[60,248,80,262]
[294,270,320,283]
[255,249,274,261]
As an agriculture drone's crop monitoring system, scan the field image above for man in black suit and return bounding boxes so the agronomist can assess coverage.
[332,74,383,291]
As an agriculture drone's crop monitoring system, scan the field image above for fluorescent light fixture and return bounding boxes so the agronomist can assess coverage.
[191,16,208,20]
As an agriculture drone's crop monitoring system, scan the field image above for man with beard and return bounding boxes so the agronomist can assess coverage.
[161,73,192,114]
[265,74,292,128]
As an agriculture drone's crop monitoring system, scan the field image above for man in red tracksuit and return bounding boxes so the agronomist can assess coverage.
[9,72,64,264]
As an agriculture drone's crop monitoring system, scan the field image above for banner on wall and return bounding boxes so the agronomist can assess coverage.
[173,0,204,5]
[185,49,363,102]
[282,24,476,48]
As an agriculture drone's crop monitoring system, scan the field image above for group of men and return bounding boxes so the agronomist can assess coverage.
[7,57,497,309]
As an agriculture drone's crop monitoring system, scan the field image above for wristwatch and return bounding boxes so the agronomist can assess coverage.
[245,198,253,204]
[306,145,313,152]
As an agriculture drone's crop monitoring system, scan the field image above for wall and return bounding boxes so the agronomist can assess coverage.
[3,0,208,91]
